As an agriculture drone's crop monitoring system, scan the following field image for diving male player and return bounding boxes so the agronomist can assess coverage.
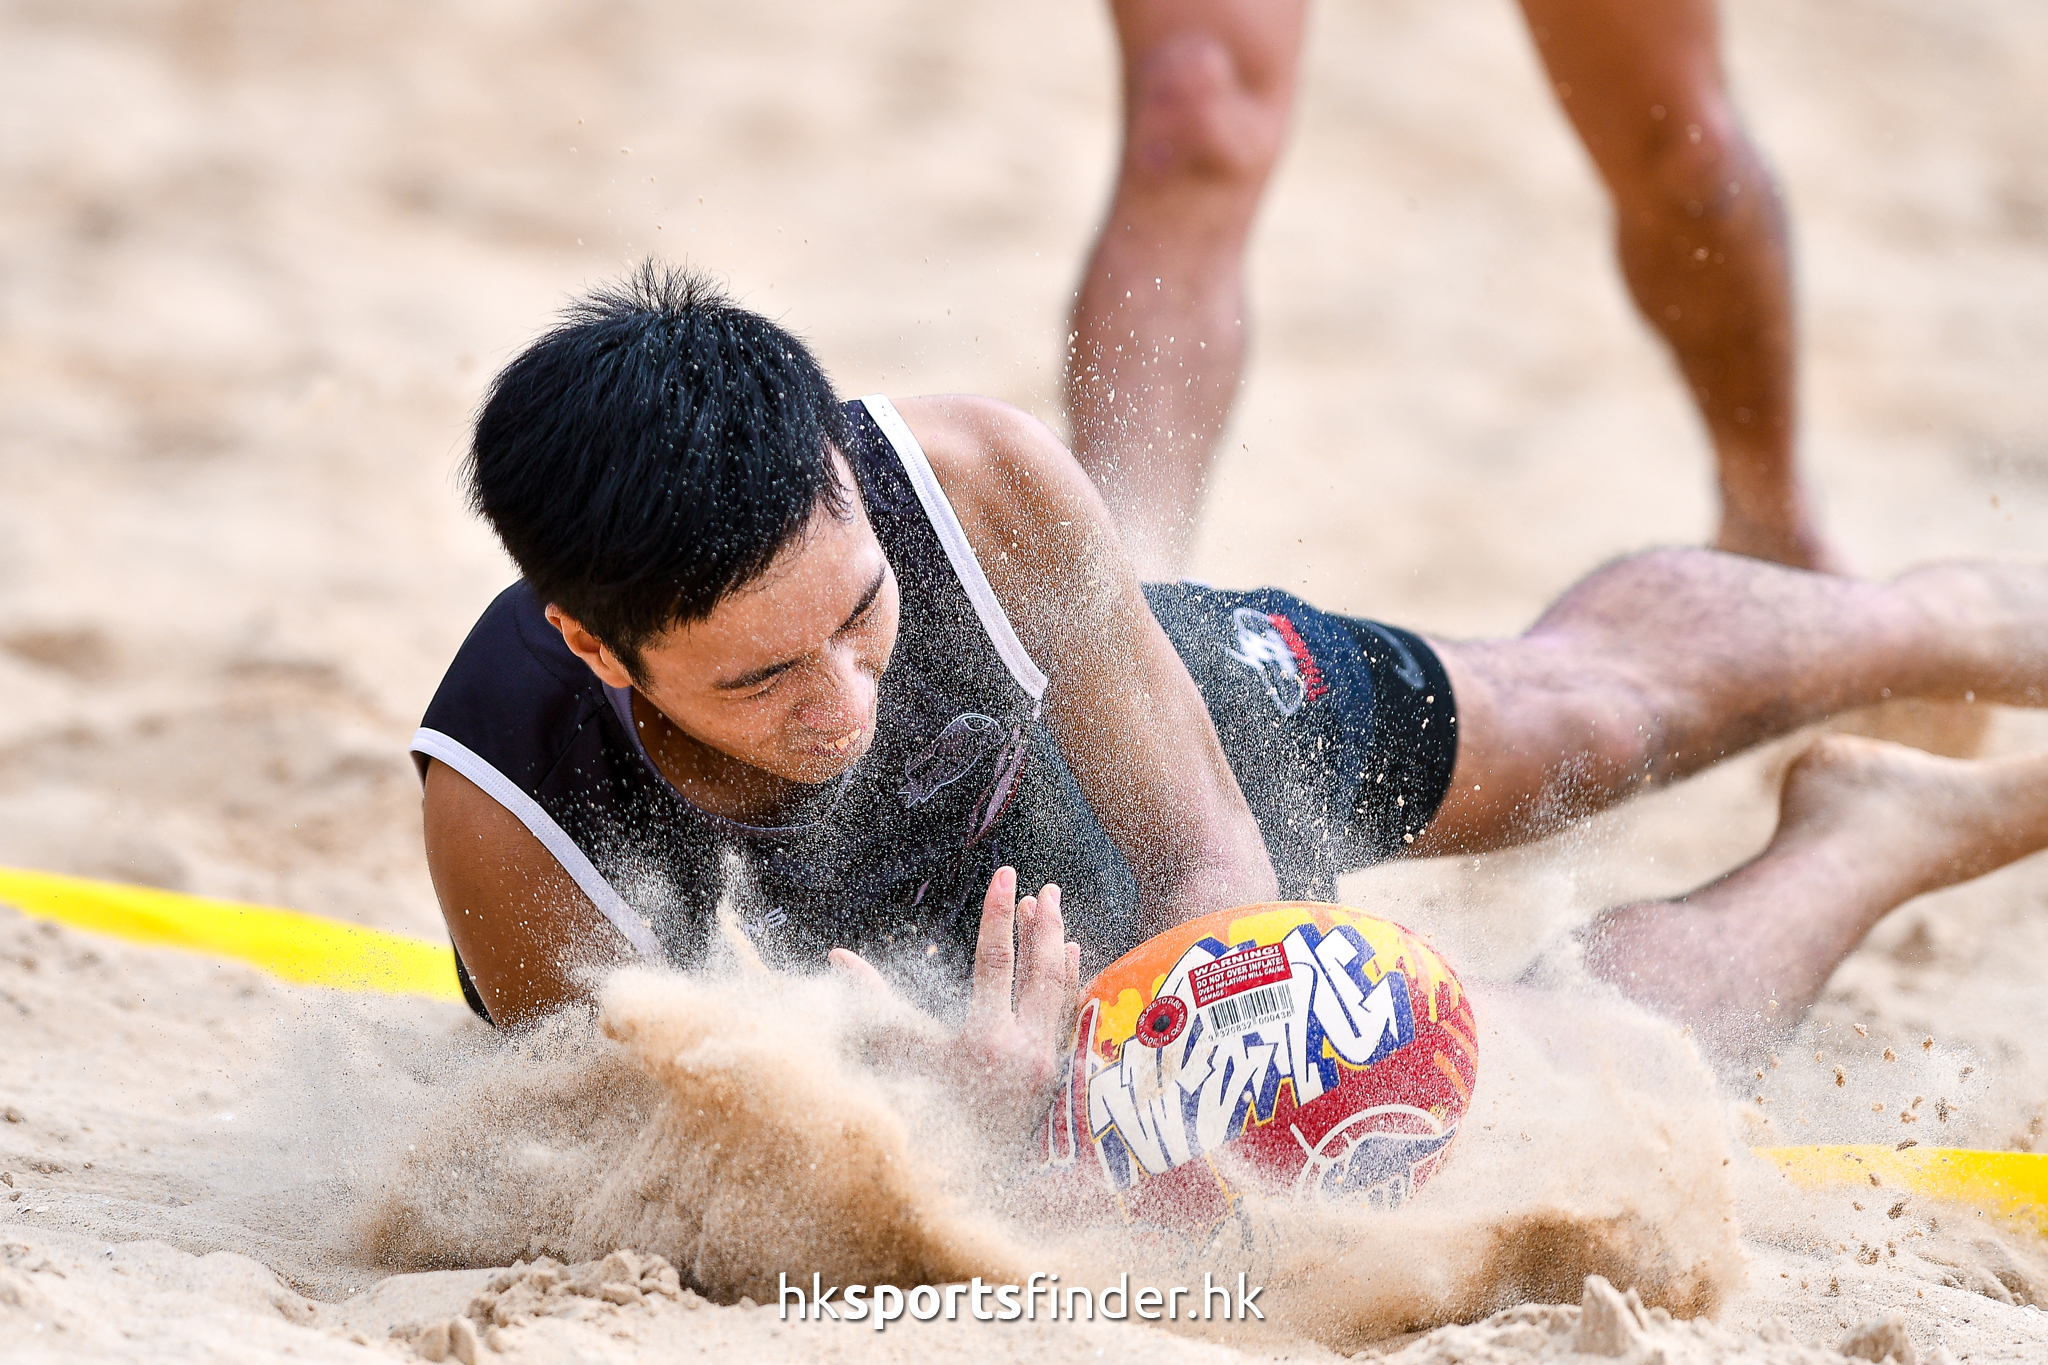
[416,265,2048,1107]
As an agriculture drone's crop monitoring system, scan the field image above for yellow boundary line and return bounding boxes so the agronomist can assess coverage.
[1755,1144,2048,1238]
[0,865,461,1003]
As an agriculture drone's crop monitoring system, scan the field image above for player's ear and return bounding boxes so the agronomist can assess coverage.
[545,604,636,689]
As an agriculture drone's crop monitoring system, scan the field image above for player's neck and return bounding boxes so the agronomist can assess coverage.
[628,689,822,826]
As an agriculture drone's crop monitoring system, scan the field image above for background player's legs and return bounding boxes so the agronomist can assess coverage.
[1578,736,2048,1054]
[1519,0,1829,569]
[1412,550,2048,855]
[1065,0,1305,578]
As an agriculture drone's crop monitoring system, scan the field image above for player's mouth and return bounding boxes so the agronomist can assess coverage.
[807,721,867,760]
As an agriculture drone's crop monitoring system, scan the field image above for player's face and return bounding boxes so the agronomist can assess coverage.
[631,467,901,786]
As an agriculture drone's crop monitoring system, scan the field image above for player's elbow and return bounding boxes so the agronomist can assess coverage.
[1137,816,1279,935]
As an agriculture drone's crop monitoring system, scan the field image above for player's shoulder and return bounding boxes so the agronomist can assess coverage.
[887,394,1087,524]
[890,393,1047,463]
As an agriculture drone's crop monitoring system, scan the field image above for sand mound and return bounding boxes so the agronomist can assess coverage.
[347,955,1743,1348]
[359,966,1030,1299]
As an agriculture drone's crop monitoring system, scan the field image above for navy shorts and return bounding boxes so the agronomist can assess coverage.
[1143,581,1459,899]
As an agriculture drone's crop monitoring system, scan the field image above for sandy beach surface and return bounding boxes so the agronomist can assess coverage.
[3,0,2047,1360]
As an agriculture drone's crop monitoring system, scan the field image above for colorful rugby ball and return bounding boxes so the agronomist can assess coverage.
[1037,902,1476,1233]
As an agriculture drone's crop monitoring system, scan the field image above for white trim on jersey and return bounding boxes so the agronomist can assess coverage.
[410,726,666,962]
[859,394,1050,701]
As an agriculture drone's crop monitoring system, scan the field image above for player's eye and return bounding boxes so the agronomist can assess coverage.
[734,670,787,699]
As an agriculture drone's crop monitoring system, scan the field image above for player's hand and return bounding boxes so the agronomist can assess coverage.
[956,866,1083,1137]
[830,865,1081,1143]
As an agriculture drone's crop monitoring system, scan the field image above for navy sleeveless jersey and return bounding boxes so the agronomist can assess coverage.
[413,395,1458,999]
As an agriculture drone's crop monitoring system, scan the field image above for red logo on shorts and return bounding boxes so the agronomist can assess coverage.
[1225,608,1328,715]
[1267,614,1329,703]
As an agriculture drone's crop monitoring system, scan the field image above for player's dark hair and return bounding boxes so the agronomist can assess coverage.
[467,261,853,679]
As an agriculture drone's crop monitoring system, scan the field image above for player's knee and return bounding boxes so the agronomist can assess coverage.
[1612,97,1767,224]
[1556,678,1667,798]
[1122,32,1287,191]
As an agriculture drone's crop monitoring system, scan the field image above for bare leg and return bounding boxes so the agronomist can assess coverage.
[1579,736,2048,1053]
[1414,550,2048,855]
[1065,0,1305,577]
[1519,0,1834,570]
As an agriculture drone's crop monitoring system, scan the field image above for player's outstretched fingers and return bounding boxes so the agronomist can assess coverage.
[827,946,893,999]
[1016,883,1071,1042]
[970,865,1020,1026]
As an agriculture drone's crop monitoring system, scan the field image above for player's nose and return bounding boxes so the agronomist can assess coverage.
[800,644,877,734]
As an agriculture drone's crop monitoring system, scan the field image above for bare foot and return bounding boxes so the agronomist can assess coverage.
[1769,735,2048,900]
[1578,735,2048,1052]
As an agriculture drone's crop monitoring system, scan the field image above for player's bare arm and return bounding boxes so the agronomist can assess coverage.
[422,760,628,1026]
[895,393,1278,934]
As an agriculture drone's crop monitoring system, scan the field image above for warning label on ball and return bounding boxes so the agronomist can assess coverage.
[1188,943,1290,1007]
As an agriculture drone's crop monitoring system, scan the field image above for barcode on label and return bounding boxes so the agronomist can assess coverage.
[1203,982,1294,1036]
